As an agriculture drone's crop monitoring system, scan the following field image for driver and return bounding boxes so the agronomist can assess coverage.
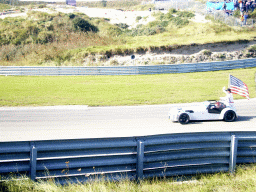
[220,86,234,107]
[215,101,221,108]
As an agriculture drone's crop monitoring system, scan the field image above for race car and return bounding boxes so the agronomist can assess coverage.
[168,100,237,124]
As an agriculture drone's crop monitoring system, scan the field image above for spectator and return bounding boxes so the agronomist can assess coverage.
[244,12,248,25]
[240,13,244,26]
[234,0,239,9]
[252,0,256,11]
[239,0,244,13]
[223,0,227,10]
[246,0,250,12]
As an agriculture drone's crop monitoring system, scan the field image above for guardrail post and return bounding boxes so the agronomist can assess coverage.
[136,139,144,182]
[30,142,37,181]
[229,135,238,174]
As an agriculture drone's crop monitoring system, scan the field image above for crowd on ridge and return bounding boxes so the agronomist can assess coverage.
[223,0,256,24]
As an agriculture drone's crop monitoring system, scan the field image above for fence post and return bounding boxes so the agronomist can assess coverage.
[229,135,238,174]
[136,139,144,181]
[30,142,37,181]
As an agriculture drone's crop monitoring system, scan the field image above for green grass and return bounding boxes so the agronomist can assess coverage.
[0,68,255,107]
[2,164,256,192]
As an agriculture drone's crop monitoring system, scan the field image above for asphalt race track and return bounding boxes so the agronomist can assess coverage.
[0,99,255,142]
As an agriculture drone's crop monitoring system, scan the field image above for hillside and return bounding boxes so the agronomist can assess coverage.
[0,3,256,66]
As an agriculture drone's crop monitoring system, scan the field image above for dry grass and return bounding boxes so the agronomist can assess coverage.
[2,164,256,192]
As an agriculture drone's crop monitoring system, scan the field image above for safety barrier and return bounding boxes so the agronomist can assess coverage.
[0,58,256,76]
[1,131,256,184]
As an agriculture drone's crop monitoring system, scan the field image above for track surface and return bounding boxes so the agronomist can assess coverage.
[0,99,255,142]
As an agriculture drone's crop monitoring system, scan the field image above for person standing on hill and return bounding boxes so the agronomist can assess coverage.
[223,0,227,10]
[251,0,256,11]
[244,12,249,25]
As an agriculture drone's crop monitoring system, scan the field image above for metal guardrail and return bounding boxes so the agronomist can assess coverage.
[1,131,256,184]
[0,58,256,76]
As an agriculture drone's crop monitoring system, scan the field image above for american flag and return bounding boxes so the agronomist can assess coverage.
[229,75,249,99]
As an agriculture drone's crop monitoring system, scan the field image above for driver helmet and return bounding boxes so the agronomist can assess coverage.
[226,88,231,93]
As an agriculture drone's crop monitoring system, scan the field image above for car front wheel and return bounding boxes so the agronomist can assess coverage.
[178,113,190,124]
[224,110,236,122]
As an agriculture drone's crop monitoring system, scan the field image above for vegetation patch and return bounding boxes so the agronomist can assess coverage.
[0,3,11,12]
[2,164,256,192]
[0,3,256,66]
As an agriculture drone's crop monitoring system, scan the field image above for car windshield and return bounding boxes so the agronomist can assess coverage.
[207,101,226,109]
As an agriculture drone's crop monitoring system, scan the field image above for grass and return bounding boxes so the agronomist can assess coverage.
[2,164,256,192]
[77,0,153,11]
[0,3,11,12]
[0,68,255,107]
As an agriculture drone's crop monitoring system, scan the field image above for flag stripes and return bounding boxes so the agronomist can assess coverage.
[229,75,249,99]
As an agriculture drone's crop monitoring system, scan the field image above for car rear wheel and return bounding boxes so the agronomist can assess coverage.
[178,113,190,124]
[224,110,236,122]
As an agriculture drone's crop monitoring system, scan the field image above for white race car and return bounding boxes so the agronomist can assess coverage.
[168,100,237,124]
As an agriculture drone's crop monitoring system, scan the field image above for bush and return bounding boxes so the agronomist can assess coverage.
[147,21,160,28]
[68,13,76,19]
[12,29,29,45]
[233,9,240,18]
[37,31,54,43]
[38,4,46,8]
[136,16,142,22]
[168,8,177,14]
[171,17,189,27]
[115,23,129,29]
[72,17,98,32]
[177,11,195,18]
[202,49,212,56]
[248,45,256,52]
[153,11,165,21]
[249,9,256,18]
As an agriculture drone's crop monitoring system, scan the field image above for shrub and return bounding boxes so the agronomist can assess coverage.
[248,45,256,52]
[249,9,256,18]
[136,16,142,22]
[233,9,240,18]
[38,4,46,8]
[27,11,54,21]
[141,28,158,35]
[152,11,165,21]
[147,21,159,28]
[202,49,212,56]
[171,17,189,27]
[177,11,195,18]
[12,29,29,45]
[72,17,98,32]
[37,31,54,43]
[210,23,232,33]
[168,8,177,14]
[115,23,129,29]
[164,13,174,20]
[27,24,40,35]
[68,13,76,19]
[134,4,155,11]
